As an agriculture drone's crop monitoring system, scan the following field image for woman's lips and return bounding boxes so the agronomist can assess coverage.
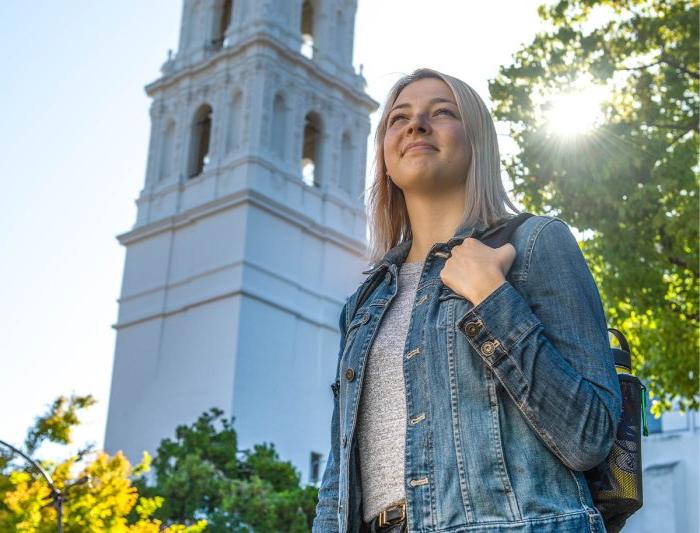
[405,145,437,154]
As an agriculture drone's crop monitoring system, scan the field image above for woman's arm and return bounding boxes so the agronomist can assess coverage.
[456,217,622,472]
[312,300,349,533]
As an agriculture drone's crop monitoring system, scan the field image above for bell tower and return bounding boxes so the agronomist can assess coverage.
[105,0,378,486]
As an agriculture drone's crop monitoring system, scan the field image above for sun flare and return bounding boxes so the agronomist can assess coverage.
[543,82,608,138]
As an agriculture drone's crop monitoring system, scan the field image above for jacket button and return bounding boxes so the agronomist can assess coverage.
[463,321,482,337]
[480,340,496,357]
[385,271,392,284]
[345,368,355,381]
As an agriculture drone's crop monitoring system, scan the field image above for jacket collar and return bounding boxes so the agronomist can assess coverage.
[361,220,481,276]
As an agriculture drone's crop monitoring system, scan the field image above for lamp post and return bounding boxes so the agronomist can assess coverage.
[0,439,64,533]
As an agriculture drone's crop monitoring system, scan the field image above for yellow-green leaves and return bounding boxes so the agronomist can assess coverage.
[489,0,698,414]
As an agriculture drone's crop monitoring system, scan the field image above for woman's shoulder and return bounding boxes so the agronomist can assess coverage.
[510,213,574,247]
[508,214,580,280]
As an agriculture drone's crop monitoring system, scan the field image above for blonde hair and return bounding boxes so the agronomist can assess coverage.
[365,67,520,266]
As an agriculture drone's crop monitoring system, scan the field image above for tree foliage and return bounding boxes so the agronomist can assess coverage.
[136,408,318,532]
[24,394,97,456]
[2,399,319,532]
[489,0,699,414]
[0,395,205,532]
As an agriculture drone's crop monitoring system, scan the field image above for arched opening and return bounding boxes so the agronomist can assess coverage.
[300,0,315,59]
[339,131,354,194]
[212,0,233,48]
[159,120,176,181]
[301,111,322,187]
[271,92,287,160]
[309,451,323,485]
[188,104,213,178]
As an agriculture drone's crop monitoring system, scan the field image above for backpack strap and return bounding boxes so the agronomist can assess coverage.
[476,212,534,248]
[333,212,535,398]
[346,212,534,325]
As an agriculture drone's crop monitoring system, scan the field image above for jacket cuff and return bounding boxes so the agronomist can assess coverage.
[456,281,542,365]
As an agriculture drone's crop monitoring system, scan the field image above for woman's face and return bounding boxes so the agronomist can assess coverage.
[383,78,469,196]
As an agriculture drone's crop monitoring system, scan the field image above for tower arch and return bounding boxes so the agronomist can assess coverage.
[301,110,323,187]
[188,103,213,178]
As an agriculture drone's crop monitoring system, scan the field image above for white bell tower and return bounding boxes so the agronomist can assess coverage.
[105,0,378,486]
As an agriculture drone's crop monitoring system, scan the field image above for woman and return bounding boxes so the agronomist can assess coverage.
[312,68,621,533]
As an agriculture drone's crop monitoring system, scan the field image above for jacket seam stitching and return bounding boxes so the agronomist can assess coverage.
[522,216,566,282]
[447,299,475,522]
[492,351,571,469]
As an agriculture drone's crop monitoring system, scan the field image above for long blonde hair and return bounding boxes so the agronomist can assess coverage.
[365,67,520,266]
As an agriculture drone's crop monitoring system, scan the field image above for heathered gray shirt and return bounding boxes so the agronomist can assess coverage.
[356,259,425,523]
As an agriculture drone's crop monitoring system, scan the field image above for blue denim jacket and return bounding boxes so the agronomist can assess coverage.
[313,215,622,533]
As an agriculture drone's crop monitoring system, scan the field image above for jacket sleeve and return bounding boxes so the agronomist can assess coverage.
[312,299,349,532]
[456,217,622,472]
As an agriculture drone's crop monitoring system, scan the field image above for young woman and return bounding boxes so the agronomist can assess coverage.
[312,68,621,533]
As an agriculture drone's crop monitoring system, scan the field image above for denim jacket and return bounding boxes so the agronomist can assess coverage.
[312,215,622,533]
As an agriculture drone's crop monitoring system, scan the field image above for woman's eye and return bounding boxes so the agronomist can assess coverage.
[389,108,455,126]
[436,108,454,116]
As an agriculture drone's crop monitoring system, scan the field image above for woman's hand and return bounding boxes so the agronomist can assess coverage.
[439,238,517,307]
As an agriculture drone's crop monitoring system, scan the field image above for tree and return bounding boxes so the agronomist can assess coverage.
[136,408,318,533]
[23,395,97,456]
[489,0,699,415]
[0,394,206,532]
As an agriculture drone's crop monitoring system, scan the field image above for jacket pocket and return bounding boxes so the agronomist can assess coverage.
[342,309,370,356]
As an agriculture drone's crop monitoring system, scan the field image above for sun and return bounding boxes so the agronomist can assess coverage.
[543,80,608,138]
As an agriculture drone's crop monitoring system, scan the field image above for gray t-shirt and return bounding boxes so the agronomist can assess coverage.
[356,260,424,523]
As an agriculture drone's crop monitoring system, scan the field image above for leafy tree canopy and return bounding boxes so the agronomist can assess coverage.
[489,0,699,415]
[0,395,205,532]
[3,399,320,532]
[137,408,318,533]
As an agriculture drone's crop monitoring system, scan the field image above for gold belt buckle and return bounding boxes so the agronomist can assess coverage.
[378,500,405,527]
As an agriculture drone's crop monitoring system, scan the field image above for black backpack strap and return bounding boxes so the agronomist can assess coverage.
[477,212,534,248]
[345,212,534,329]
[334,213,534,397]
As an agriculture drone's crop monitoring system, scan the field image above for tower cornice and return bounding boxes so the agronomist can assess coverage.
[117,186,367,254]
[145,31,378,113]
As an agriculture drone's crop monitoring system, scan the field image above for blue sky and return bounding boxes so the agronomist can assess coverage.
[0,1,548,461]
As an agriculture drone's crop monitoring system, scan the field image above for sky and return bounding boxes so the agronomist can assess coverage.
[0,1,551,460]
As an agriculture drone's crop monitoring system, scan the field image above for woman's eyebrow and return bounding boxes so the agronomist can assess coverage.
[389,97,457,114]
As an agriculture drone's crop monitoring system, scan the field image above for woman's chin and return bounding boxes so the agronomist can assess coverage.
[394,172,450,192]
[397,165,443,182]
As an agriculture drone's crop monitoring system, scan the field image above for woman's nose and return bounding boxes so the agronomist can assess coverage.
[407,113,431,135]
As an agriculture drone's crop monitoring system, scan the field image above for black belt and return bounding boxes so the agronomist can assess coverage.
[363,500,407,532]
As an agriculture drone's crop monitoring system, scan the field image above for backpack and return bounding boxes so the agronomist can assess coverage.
[342,212,646,531]
[583,327,647,532]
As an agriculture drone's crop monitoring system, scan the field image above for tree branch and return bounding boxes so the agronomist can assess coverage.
[617,60,665,71]
[667,126,696,148]
[648,121,699,130]
[660,55,699,78]
[658,225,699,277]
[667,255,698,276]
